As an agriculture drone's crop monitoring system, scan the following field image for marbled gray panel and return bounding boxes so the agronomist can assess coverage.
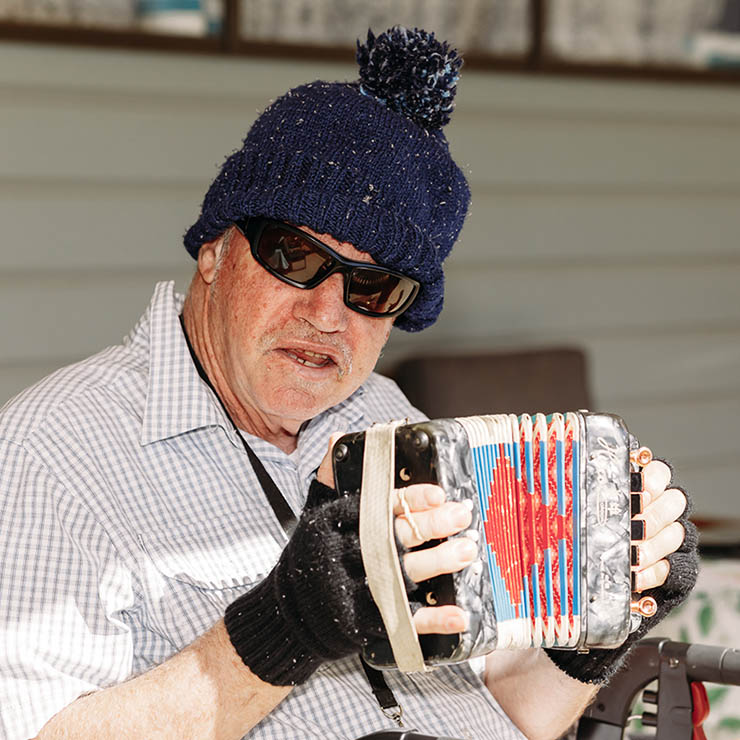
[416,419,499,665]
[581,413,632,648]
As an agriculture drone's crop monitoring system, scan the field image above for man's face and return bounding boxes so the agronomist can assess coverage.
[204,224,395,433]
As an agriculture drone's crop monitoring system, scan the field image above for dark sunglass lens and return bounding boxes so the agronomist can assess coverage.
[257,226,331,284]
[348,268,415,314]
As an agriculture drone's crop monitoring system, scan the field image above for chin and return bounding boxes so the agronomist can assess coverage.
[264,385,344,422]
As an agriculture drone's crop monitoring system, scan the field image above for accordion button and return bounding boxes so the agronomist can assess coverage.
[631,519,646,541]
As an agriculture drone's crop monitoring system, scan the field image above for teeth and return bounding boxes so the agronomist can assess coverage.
[284,350,331,368]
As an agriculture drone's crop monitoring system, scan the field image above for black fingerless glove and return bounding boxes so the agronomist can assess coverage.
[224,479,390,686]
[545,470,699,685]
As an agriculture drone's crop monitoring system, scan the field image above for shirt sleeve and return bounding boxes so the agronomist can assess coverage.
[0,438,135,740]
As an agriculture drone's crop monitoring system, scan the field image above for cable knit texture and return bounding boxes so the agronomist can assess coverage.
[184,27,470,332]
[225,479,403,685]
[546,462,699,685]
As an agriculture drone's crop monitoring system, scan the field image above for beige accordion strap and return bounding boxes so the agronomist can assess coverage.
[359,421,428,673]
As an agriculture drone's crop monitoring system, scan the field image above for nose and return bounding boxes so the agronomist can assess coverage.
[292,272,349,333]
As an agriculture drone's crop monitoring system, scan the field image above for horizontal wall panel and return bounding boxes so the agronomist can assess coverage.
[596,398,740,466]
[0,101,252,182]
[436,262,740,337]
[456,72,740,122]
[458,191,740,262]
[0,271,192,363]
[381,329,740,407]
[0,182,202,270]
[589,332,740,406]
[0,42,354,100]
[450,116,740,189]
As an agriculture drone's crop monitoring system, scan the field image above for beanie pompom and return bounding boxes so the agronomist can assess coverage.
[356,26,462,130]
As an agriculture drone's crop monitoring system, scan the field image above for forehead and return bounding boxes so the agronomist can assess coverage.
[295,224,377,265]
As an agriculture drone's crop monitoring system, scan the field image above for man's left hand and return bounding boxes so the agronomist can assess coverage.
[631,459,688,592]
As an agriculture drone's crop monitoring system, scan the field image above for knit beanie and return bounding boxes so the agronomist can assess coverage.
[184,27,470,332]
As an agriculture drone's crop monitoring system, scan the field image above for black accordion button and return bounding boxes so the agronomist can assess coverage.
[631,492,643,516]
[631,471,644,492]
[631,519,646,541]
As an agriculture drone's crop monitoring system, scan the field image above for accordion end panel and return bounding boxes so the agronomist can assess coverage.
[579,413,632,650]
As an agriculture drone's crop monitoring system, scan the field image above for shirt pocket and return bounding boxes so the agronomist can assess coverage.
[137,511,284,591]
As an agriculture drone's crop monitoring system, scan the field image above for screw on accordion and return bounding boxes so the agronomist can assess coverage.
[333,412,640,669]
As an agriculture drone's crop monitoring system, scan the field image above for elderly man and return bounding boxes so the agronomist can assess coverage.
[0,28,695,740]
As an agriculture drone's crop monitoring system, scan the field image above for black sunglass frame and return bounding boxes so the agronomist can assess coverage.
[233,217,420,319]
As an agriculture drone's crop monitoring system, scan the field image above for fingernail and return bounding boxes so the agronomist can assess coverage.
[464,528,479,542]
[456,538,477,560]
[454,505,472,527]
[462,499,474,511]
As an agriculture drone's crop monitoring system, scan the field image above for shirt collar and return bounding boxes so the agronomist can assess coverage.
[140,281,234,446]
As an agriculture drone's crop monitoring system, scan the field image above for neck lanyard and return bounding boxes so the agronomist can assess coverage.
[179,316,404,725]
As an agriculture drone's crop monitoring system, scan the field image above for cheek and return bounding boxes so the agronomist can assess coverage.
[346,321,392,374]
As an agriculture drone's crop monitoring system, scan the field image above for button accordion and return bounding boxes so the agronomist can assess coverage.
[333,412,651,669]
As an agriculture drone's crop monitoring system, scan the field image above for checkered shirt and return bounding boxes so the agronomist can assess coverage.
[0,281,524,740]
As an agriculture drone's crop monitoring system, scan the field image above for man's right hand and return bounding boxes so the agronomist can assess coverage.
[223,442,475,687]
[316,436,475,636]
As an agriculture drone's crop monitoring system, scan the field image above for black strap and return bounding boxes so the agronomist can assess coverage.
[360,656,403,724]
[179,316,403,724]
[179,316,297,536]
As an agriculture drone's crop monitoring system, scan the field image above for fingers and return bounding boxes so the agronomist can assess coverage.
[633,559,670,592]
[395,498,473,548]
[413,605,468,635]
[641,460,672,505]
[633,521,685,571]
[392,484,445,515]
[403,536,477,583]
[634,488,687,539]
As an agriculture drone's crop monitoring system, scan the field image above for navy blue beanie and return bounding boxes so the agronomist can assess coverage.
[184,27,470,332]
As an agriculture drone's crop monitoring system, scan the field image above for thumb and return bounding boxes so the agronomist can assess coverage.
[316,432,345,488]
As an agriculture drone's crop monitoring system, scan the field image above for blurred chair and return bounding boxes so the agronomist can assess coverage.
[390,347,592,418]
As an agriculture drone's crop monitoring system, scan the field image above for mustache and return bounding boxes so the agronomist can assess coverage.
[258,324,353,375]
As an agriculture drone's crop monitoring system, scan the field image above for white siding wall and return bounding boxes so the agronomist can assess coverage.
[1,42,739,518]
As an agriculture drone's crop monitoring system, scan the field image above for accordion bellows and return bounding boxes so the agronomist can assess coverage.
[333,412,633,668]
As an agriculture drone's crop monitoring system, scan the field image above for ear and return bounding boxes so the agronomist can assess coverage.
[196,235,226,285]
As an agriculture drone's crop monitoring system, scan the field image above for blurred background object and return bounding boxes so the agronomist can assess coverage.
[238,0,528,55]
[1,0,739,70]
[547,0,740,68]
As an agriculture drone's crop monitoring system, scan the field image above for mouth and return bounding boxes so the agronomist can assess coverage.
[281,348,336,370]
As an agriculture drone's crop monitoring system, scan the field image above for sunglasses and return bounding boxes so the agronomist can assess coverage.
[233,217,420,318]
